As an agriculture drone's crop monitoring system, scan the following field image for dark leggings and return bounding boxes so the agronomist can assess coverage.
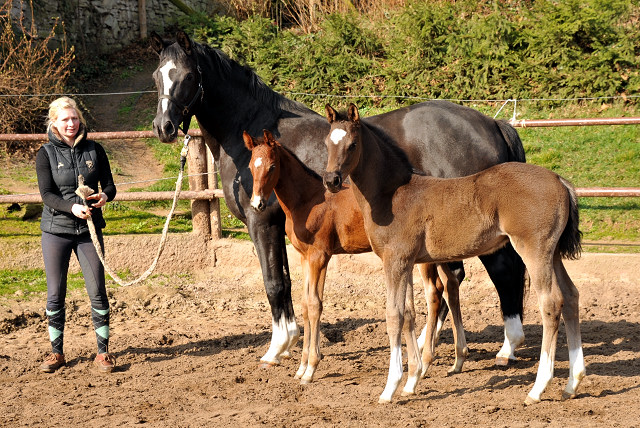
[42,230,109,311]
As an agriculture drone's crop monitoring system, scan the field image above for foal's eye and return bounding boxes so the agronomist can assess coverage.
[186,73,194,81]
[347,142,357,152]
[268,164,276,173]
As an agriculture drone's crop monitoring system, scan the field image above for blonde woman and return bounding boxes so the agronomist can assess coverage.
[35,97,117,373]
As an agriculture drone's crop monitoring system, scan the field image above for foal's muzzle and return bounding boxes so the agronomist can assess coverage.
[251,195,267,212]
[323,171,343,193]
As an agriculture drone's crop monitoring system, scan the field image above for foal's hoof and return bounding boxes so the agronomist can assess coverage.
[258,361,278,369]
[523,395,540,406]
[280,351,292,360]
[447,366,463,376]
[561,390,577,401]
[495,356,514,367]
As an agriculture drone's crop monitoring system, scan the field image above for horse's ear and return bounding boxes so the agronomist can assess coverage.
[149,31,168,55]
[176,30,193,55]
[263,129,276,147]
[242,131,255,150]
[325,104,337,124]
[347,103,360,123]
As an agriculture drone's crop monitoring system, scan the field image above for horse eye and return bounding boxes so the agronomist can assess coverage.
[347,142,357,152]
[268,164,276,172]
[186,73,194,81]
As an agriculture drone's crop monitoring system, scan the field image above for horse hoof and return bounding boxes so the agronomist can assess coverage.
[280,351,292,360]
[495,356,512,367]
[300,378,312,385]
[447,367,462,376]
[258,361,278,369]
[561,390,577,401]
[378,397,392,404]
[523,395,540,406]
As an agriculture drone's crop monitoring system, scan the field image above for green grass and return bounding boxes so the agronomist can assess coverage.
[0,268,85,297]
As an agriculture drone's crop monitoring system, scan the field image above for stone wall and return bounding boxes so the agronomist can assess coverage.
[13,0,224,55]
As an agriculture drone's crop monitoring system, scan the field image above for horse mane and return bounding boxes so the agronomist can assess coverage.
[190,42,307,115]
[333,109,426,176]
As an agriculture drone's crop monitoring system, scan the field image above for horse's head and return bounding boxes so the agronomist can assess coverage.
[150,30,203,143]
[243,129,280,212]
[323,103,361,193]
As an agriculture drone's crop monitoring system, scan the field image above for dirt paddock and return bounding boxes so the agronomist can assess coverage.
[1,236,639,427]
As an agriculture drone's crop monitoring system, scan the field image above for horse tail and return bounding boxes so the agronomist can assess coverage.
[496,120,526,163]
[558,177,583,260]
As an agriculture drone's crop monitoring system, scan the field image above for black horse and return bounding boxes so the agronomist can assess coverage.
[150,31,528,367]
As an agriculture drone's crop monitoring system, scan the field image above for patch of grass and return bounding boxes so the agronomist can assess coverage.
[0,268,85,297]
[104,206,192,235]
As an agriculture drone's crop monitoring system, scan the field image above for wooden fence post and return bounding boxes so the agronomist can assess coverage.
[187,137,211,237]
[138,0,147,39]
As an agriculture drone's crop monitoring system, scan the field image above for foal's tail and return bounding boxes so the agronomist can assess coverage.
[496,120,526,163]
[558,177,583,260]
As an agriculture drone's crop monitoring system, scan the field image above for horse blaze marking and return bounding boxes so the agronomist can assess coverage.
[330,129,346,145]
[160,60,176,113]
[254,157,263,168]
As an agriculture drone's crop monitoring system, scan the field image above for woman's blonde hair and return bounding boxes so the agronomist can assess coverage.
[46,96,86,129]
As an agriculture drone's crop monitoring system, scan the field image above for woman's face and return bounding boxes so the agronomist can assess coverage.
[53,107,80,143]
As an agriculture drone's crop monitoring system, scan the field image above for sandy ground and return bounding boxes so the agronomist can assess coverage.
[1,236,639,427]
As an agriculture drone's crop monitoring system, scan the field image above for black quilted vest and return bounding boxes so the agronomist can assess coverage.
[40,129,106,234]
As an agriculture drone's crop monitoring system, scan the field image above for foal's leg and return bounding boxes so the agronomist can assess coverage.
[524,259,563,405]
[379,259,420,403]
[299,253,328,384]
[554,255,585,400]
[401,275,422,396]
[295,254,311,379]
[437,264,468,374]
[416,263,442,377]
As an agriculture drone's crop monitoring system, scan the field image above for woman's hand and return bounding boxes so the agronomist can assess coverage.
[71,203,91,219]
[86,192,108,208]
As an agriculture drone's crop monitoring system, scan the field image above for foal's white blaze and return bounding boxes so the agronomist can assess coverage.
[253,157,263,168]
[159,60,176,114]
[250,194,262,210]
[496,315,525,361]
[527,351,554,402]
[379,345,403,403]
[330,128,347,145]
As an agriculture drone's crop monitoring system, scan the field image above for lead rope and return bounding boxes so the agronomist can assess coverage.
[76,134,191,287]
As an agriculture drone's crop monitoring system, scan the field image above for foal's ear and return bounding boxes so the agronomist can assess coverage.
[263,129,276,147]
[347,103,360,123]
[325,104,338,124]
[149,31,168,55]
[242,131,255,150]
[176,30,193,55]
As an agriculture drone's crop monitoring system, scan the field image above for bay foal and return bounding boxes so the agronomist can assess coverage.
[244,130,469,384]
[323,104,585,405]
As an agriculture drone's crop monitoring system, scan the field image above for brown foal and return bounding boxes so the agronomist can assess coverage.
[323,104,585,405]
